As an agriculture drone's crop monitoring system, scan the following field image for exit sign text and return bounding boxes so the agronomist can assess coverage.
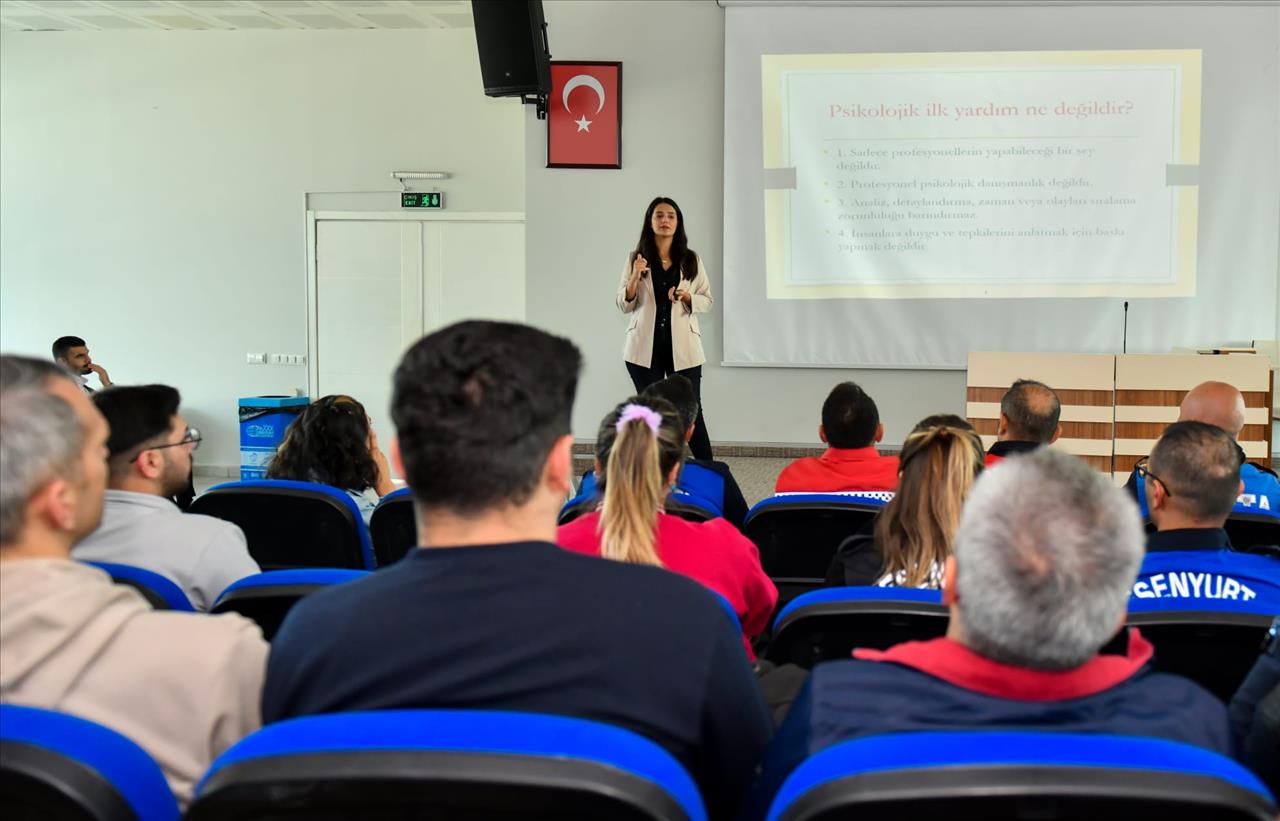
[401,192,444,208]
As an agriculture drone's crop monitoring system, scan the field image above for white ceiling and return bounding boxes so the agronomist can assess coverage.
[0,0,476,32]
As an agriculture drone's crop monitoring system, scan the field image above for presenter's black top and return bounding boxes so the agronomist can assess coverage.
[262,540,773,821]
[650,262,681,371]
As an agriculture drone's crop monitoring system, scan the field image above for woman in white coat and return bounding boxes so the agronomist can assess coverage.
[617,196,715,459]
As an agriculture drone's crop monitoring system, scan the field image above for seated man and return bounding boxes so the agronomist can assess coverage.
[746,447,1230,817]
[262,321,773,821]
[73,385,259,610]
[984,378,1060,467]
[52,335,111,393]
[1133,421,1279,608]
[1128,381,1279,516]
[774,381,898,493]
[565,375,750,528]
[0,356,267,808]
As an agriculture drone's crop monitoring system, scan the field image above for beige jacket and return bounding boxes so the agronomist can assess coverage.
[616,253,713,372]
[0,559,268,808]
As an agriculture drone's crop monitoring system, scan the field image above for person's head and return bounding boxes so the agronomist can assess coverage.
[51,336,91,375]
[1178,381,1246,439]
[998,379,1061,444]
[875,415,985,587]
[819,382,882,450]
[93,385,198,498]
[634,196,695,280]
[592,396,686,567]
[1142,420,1242,530]
[391,320,581,533]
[640,374,698,443]
[267,395,377,492]
[0,355,110,557]
[947,447,1144,670]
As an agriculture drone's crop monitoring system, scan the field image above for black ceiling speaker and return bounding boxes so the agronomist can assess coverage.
[472,0,551,107]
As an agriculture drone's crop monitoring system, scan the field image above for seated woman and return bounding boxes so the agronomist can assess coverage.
[557,396,777,657]
[825,414,985,589]
[266,394,396,524]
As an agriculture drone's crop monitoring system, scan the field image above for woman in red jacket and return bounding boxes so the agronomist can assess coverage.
[557,396,776,657]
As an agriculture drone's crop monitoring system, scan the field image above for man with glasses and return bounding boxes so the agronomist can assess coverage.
[1134,421,1279,608]
[73,385,258,610]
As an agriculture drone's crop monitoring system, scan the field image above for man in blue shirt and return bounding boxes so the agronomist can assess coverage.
[744,448,1230,819]
[1135,420,1279,609]
[1128,381,1279,517]
[262,320,772,821]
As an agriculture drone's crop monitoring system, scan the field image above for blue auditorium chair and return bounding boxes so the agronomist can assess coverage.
[369,487,415,566]
[743,493,891,605]
[765,586,948,668]
[189,479,374,570]
[0,704,180,821]
[186,710,706,821]
[82,561,196,612]
[559,475,719,526]
[211,569,370,641]
[763,731,1276,821]
[1127,589,1278,701]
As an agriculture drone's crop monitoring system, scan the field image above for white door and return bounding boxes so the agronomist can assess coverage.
[314,220,422,468]
[310,213,525,476]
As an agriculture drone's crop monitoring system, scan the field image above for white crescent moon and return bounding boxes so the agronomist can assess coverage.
[562,74,606,116]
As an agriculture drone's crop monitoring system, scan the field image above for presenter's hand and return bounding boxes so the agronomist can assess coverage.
[670,287,691,307]
[631,254,650,282]
[89,363,112,387]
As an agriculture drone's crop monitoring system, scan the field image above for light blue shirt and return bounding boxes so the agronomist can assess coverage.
[72,490,260,611]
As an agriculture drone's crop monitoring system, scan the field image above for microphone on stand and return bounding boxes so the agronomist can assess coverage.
[1122,301,1129,354]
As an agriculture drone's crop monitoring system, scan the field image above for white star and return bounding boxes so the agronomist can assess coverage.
[575,115,592,132]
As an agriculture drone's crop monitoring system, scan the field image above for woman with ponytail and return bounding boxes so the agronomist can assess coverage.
[557,396,776,656]
[825,414,985,588]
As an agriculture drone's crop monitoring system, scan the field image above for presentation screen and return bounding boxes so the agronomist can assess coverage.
[723,5,1279,368]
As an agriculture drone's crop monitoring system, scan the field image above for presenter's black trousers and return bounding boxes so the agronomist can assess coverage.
[625,362,713,461]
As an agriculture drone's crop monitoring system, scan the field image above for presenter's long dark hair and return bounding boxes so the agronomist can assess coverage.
[633,196,697,282]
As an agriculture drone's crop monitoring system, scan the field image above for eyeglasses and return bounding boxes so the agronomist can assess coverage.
[130,427,201,462]
[1133,456,1172,498]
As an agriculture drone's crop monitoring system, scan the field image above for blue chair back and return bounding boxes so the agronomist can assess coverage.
[369,487,415,567]
[744,493,892,605]
[211,569,370,641]
[1127,559,1278,701]
[187,710,706,821]
[81,561,195,612]
[0,704,180,821]
[559,477,718,526]
[190,480,374,570]
[765,586,948,668]
[765,731,1276,821]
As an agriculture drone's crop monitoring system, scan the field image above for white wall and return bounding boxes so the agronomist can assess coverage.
[1,29,524,470]
[526,1,964,448]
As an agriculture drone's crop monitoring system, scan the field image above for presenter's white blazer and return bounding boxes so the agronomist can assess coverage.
[616,254,713,372]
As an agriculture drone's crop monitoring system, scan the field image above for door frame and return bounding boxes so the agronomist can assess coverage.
[305,210,524,399]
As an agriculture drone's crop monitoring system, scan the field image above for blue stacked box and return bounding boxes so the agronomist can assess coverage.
[238,396,309,480]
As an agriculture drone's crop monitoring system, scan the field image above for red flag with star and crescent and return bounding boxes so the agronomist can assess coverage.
[548,62,621,168]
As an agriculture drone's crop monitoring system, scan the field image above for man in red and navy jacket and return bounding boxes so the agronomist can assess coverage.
[744,447,1231,819]
[983,379,1061,467]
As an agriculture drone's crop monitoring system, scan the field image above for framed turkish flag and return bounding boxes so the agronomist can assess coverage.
[547,61,622,169]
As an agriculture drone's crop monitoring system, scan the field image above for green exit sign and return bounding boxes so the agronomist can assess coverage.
[401,192,443,208]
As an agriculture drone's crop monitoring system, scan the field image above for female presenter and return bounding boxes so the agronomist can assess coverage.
[617,196,715,460]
